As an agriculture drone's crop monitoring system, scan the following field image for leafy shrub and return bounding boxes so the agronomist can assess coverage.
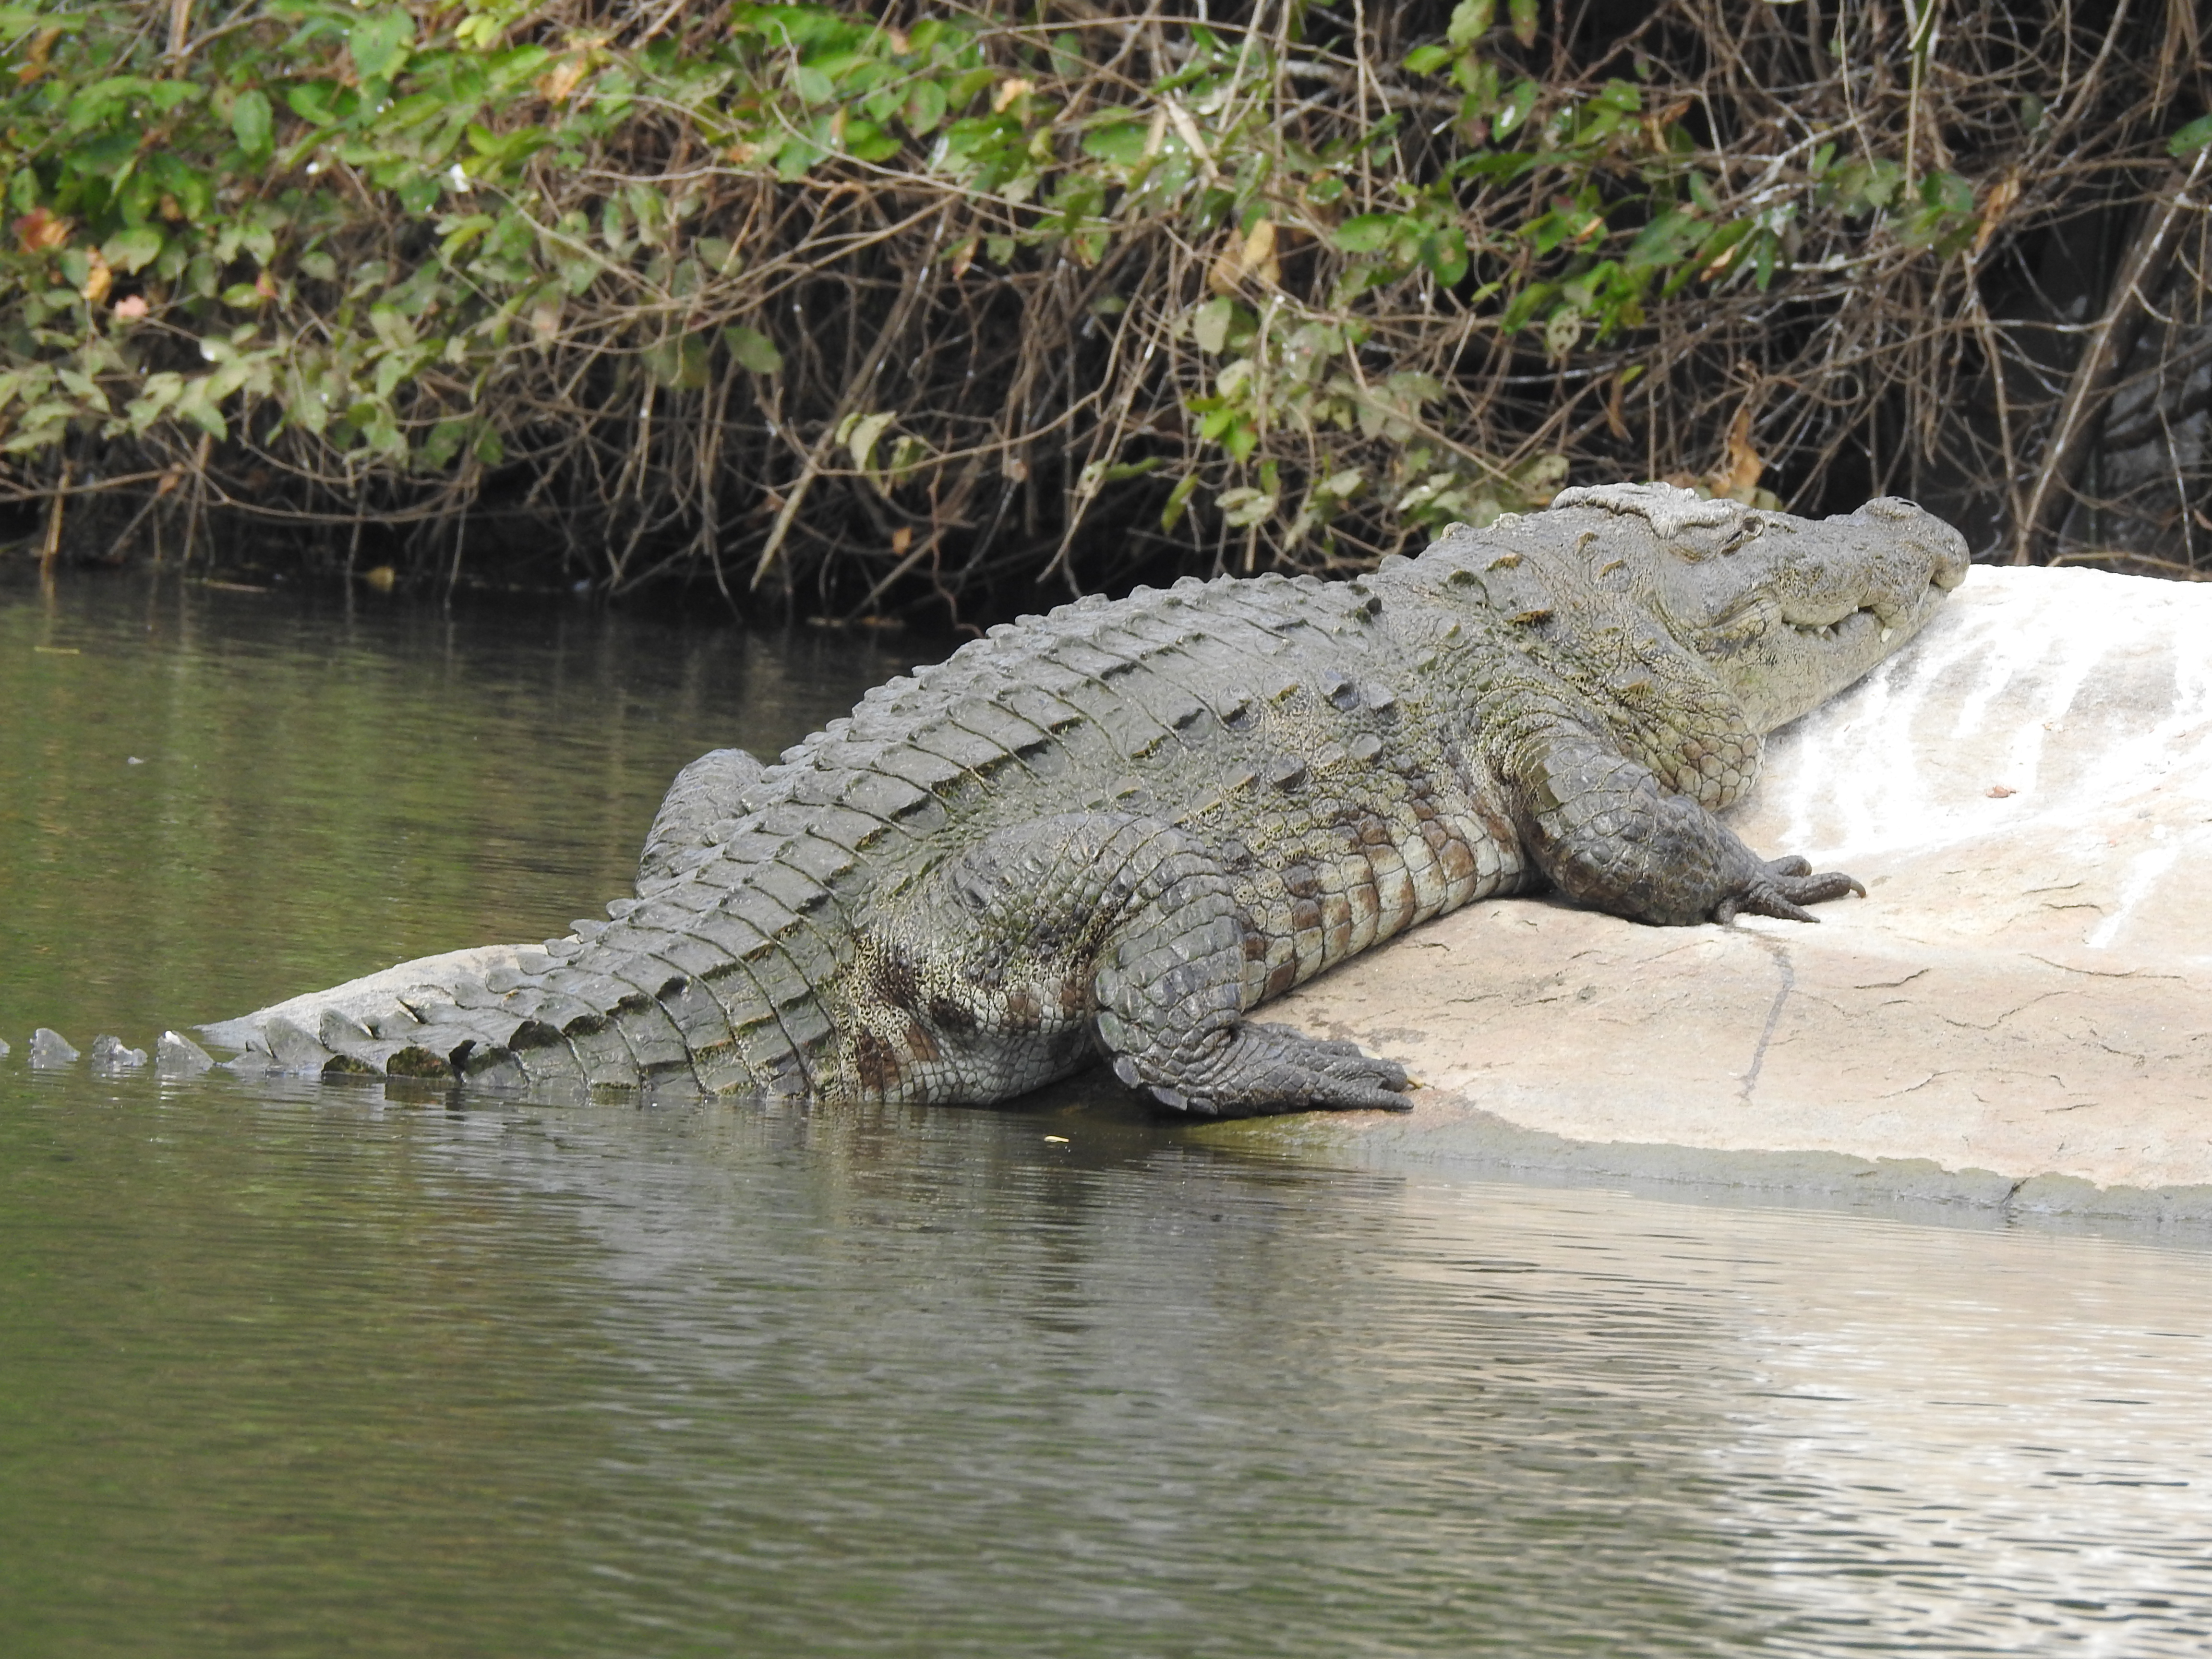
[4,1,2209,610]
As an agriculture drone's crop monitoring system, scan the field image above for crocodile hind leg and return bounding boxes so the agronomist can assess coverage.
[1089,822,1410,1115]
[636,746,767,895]
[893,813,1408,1117]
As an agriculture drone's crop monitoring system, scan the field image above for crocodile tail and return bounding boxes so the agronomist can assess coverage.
[469,912,842,1098]
[420,740,847,1097]
[244,950,831,1100]
[236,889,845,1099]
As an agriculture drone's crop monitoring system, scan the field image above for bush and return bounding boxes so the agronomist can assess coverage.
[5,1,2210,614]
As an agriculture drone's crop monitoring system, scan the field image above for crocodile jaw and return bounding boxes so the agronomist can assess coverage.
[1638,492,1970,734]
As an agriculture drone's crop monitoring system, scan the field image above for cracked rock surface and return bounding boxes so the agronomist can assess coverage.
[1267,565,2212,1195]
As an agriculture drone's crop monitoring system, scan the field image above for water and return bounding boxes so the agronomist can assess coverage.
[6,570,2212,1656]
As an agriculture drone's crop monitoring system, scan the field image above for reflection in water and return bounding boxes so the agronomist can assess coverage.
[7,1075,2212,1657]
[5,571,2212,1656]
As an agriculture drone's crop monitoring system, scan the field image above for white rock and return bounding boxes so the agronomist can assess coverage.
[1267,566,2212,1199]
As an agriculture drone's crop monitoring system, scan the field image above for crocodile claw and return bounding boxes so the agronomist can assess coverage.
[1113,1021,1413,1118]
[1713,856,1866,925]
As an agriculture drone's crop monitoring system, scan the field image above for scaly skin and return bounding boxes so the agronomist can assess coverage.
[214,484,1968,1116]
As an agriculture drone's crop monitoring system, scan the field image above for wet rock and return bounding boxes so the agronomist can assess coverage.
[88,1034,147,1071]
[29,1028,80,1068]
[156,1031,215,1077]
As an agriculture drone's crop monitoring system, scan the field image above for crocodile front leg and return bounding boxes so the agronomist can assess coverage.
[1510,730,1863,926]
[879,813,1409,1116]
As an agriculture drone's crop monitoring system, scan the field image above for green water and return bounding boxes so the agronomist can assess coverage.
[6,569,2212,1656]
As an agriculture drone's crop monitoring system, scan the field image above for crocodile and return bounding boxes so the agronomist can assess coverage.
[203,482,1968,1117]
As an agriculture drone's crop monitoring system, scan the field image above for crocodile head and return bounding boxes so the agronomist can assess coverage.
[1550,483,1971,733]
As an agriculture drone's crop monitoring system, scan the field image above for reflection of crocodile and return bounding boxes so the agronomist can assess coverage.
[207,483,1967,1117]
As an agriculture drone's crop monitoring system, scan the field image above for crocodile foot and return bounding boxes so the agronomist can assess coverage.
[1712,855,1866,925]
[1112,1021,1412,1118]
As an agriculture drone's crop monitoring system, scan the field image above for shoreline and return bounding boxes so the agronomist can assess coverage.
[1239,565,2212,1215]
[192,565,2211,1215]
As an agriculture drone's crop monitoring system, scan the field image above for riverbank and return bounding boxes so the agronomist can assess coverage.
[1235,565,2212,1217]
[185,563,2211,1215]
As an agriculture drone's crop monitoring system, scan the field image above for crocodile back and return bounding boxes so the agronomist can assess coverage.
[534,568,1518,1099]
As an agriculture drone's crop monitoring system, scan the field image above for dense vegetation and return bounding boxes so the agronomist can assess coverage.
[5,1,2210,618]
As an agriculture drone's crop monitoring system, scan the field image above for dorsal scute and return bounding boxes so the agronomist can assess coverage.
[669,571,1359,868]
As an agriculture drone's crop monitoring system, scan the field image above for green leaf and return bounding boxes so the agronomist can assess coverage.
[645,333,711,391]
[1447,0,1496,47]
[1419,227,1469,286]
[368,304,417,351]
[843,118,900,162]
[1098,457,1162,483]
[1497,78,1538,135]
[176,379,228,440]
[774,137,826,180]
[722,324,783,373]
[950,66,997,109]
[231,89,273,156]
[2169,114,2212,157]
[1217,487,1276,527]
[1403,45,1453,76]
[1081,120,1150,165]
[1625,207,1700,271]
[1500,280,1554,332]
[1190,297,1237,353]
[349,10,415,83]
[438,213,495,261]
[905,79,948,135]
[102,227,164,274]
[420,418,469,470]
[837,410,896,472]
[1159,472,1200,532]
[1333,214,1400,254]
[1509,0,1539,48]
[287,82,339,126]
[0,9,84,32]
